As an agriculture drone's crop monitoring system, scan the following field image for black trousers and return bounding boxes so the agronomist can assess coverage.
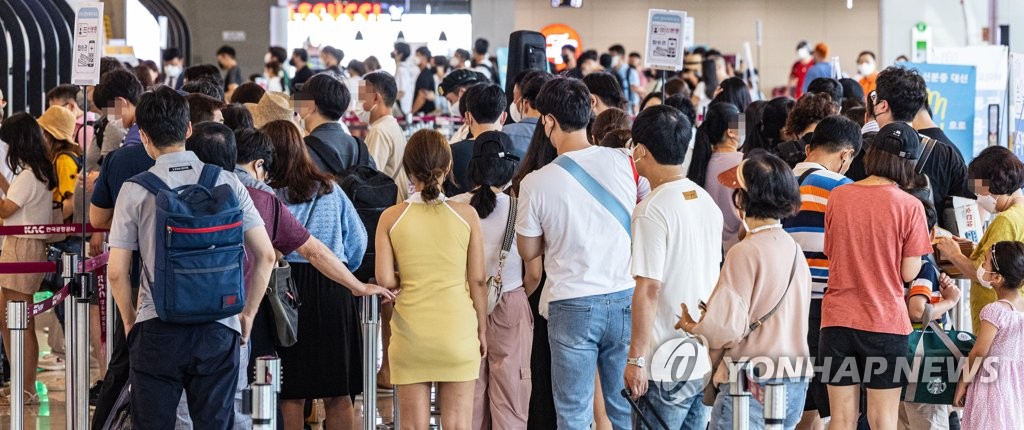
[128,319,240,430]
[90,305,129,428]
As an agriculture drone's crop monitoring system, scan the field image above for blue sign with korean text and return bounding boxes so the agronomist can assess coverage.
[906,63,977,162]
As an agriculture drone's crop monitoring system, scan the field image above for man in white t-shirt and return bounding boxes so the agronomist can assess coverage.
[623,105,722,427]
[516,78,636,429]
[392,42,418,115]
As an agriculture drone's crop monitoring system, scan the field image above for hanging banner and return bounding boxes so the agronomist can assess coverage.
[1010,53,1024,159]
[71,2,105,86]
[929,46,1009,158]
[644,9,686,71]
[905,62,977,162]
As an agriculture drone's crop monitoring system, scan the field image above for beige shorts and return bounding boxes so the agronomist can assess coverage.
[0,236,47,295]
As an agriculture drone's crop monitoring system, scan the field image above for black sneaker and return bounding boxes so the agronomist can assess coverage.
[88,379,103,406]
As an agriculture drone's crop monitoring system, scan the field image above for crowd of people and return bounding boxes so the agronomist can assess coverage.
[0,33,1020,430]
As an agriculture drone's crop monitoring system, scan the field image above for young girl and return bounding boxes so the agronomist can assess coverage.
[375,129,487,429]
[954,240,1024,429]
[0,113,60,405]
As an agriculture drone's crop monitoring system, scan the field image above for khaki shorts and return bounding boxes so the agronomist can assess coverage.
[0,236,47,295]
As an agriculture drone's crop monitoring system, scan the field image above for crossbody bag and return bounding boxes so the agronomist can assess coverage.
[486,197,517,314]
[552,155,631,234]
[701,243,801,406]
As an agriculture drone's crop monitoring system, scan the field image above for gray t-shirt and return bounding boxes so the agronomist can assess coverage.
[108,151,264,332]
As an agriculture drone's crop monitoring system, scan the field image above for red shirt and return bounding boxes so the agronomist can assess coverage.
[822,184,933,335]
[790,60,815,98]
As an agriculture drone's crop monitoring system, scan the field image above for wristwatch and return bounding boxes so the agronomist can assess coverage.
[626,357,646,368]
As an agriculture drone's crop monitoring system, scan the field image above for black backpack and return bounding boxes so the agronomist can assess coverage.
[338,137,398,282]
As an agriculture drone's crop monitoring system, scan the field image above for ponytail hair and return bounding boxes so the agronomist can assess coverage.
[403,129,452,203]
[687,102,739,187]
[468,154,518,218]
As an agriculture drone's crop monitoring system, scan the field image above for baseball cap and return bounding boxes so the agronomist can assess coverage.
[472,131,519,161]
[438,69,486,96]
[874,122,922,160]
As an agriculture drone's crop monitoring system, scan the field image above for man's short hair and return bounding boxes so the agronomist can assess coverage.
[473,38,489,55]
[858,51,877,61]
[186,121,237,170]
[135,86,190,148]
[579,50,599,64]
[518,70,553,106]
[806,78,843,106]
[394,42,411,62]
[162,48,183,63]
[182,78,225,102]
[268,46,288,64]
[235,128,275,168]
[808,115,863,155]
[535,78,592,132]
[632,105,692,165]
[415,46,432,59]
[184,64,223,85]
[297,73,350,121]
[362,71,398,108]
[186,93,227,124]
[322,46,344,63]
[663,94,697,127]
[608,44,626,57]
[875,66,927,122]
[94,69,143,108]
[292,48,309,62]
[464,83,506,124]
[561,45,577,54]
[46,84,80,104]
[216,45,236,58]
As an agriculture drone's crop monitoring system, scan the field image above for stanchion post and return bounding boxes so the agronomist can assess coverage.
[729,361,750,430]
[763,382,787,430]
[254,356,281,430]
[61,252,92,430]
[362,295,379,429]
[7,301,27,430]
[249,383,276,430]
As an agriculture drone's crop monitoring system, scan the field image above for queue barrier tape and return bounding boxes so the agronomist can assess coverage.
[0,252,109,317]
[0,223,106,237]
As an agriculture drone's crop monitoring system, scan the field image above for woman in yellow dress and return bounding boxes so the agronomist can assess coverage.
[375,129,487,429]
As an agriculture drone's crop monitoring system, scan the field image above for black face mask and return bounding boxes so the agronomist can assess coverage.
[289,59,297,68]
[562,54,571,64]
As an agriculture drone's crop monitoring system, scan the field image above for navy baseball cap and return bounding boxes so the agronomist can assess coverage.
[875,122,922,160]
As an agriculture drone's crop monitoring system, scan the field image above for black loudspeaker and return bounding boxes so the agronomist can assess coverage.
[505,30,548,101]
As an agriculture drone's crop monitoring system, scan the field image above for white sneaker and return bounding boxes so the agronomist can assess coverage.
[38,353,66,371]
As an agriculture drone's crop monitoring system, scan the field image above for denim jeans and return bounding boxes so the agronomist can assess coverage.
[547,289,633,430]
[710,377,808,430]
[638,379,709,429]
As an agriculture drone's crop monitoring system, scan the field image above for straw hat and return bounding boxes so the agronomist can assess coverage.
[37,106,77,143]
[246,92,295,129]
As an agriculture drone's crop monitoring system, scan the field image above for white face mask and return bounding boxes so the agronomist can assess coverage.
[857,62,876,76]
[449,101,460,117]
[977,194,999,214]
[797,48,811,60]
[164,65,183,78]
[299,109,314,133]
[977,266,995,289]
[354,103,374,123]
[509,100,523,123]
[450,58,461,68]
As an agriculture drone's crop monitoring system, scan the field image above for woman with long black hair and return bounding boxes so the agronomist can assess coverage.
[687,102,744,253]
[451,131,543,428]
[0,113,60,406]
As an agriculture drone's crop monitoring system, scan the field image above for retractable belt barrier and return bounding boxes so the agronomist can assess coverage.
[0,223,108,429]
[727,361,788,430]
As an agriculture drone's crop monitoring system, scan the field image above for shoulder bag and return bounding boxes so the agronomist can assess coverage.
[486,197,517,315]
[265,200,302,347]
[701,243,801,406]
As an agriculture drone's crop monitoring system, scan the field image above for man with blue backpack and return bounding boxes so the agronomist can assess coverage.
[106,86,276,428]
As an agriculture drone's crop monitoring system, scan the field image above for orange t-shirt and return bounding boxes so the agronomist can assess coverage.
[822,184,933,335]
[859,73,878,96]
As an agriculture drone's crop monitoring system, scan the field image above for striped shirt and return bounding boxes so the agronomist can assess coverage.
[783,162,853,298]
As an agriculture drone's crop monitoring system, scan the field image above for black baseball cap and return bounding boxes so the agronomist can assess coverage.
[438,69,487,96]
[473,131,519,161]
[875,122,922,160]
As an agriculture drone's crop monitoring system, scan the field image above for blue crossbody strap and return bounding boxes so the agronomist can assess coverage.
[553,155,631,235]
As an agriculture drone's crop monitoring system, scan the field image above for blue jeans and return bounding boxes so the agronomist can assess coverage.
[547,289,633,430]
[638,379,709,429]
[710,377,808,430]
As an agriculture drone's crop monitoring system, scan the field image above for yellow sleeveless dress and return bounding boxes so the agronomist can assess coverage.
[388,194,481,384]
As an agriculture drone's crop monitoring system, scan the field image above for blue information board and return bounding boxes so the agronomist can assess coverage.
[906,62,977,161]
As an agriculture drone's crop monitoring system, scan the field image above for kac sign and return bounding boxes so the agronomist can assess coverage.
[540,24,582,72]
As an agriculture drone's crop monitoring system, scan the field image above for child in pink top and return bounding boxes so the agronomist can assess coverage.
[955,241,1024,430]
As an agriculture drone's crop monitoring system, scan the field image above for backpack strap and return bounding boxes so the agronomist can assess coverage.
[127,171,171,195]
[797,167,821,185]
[198,164,223,189]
